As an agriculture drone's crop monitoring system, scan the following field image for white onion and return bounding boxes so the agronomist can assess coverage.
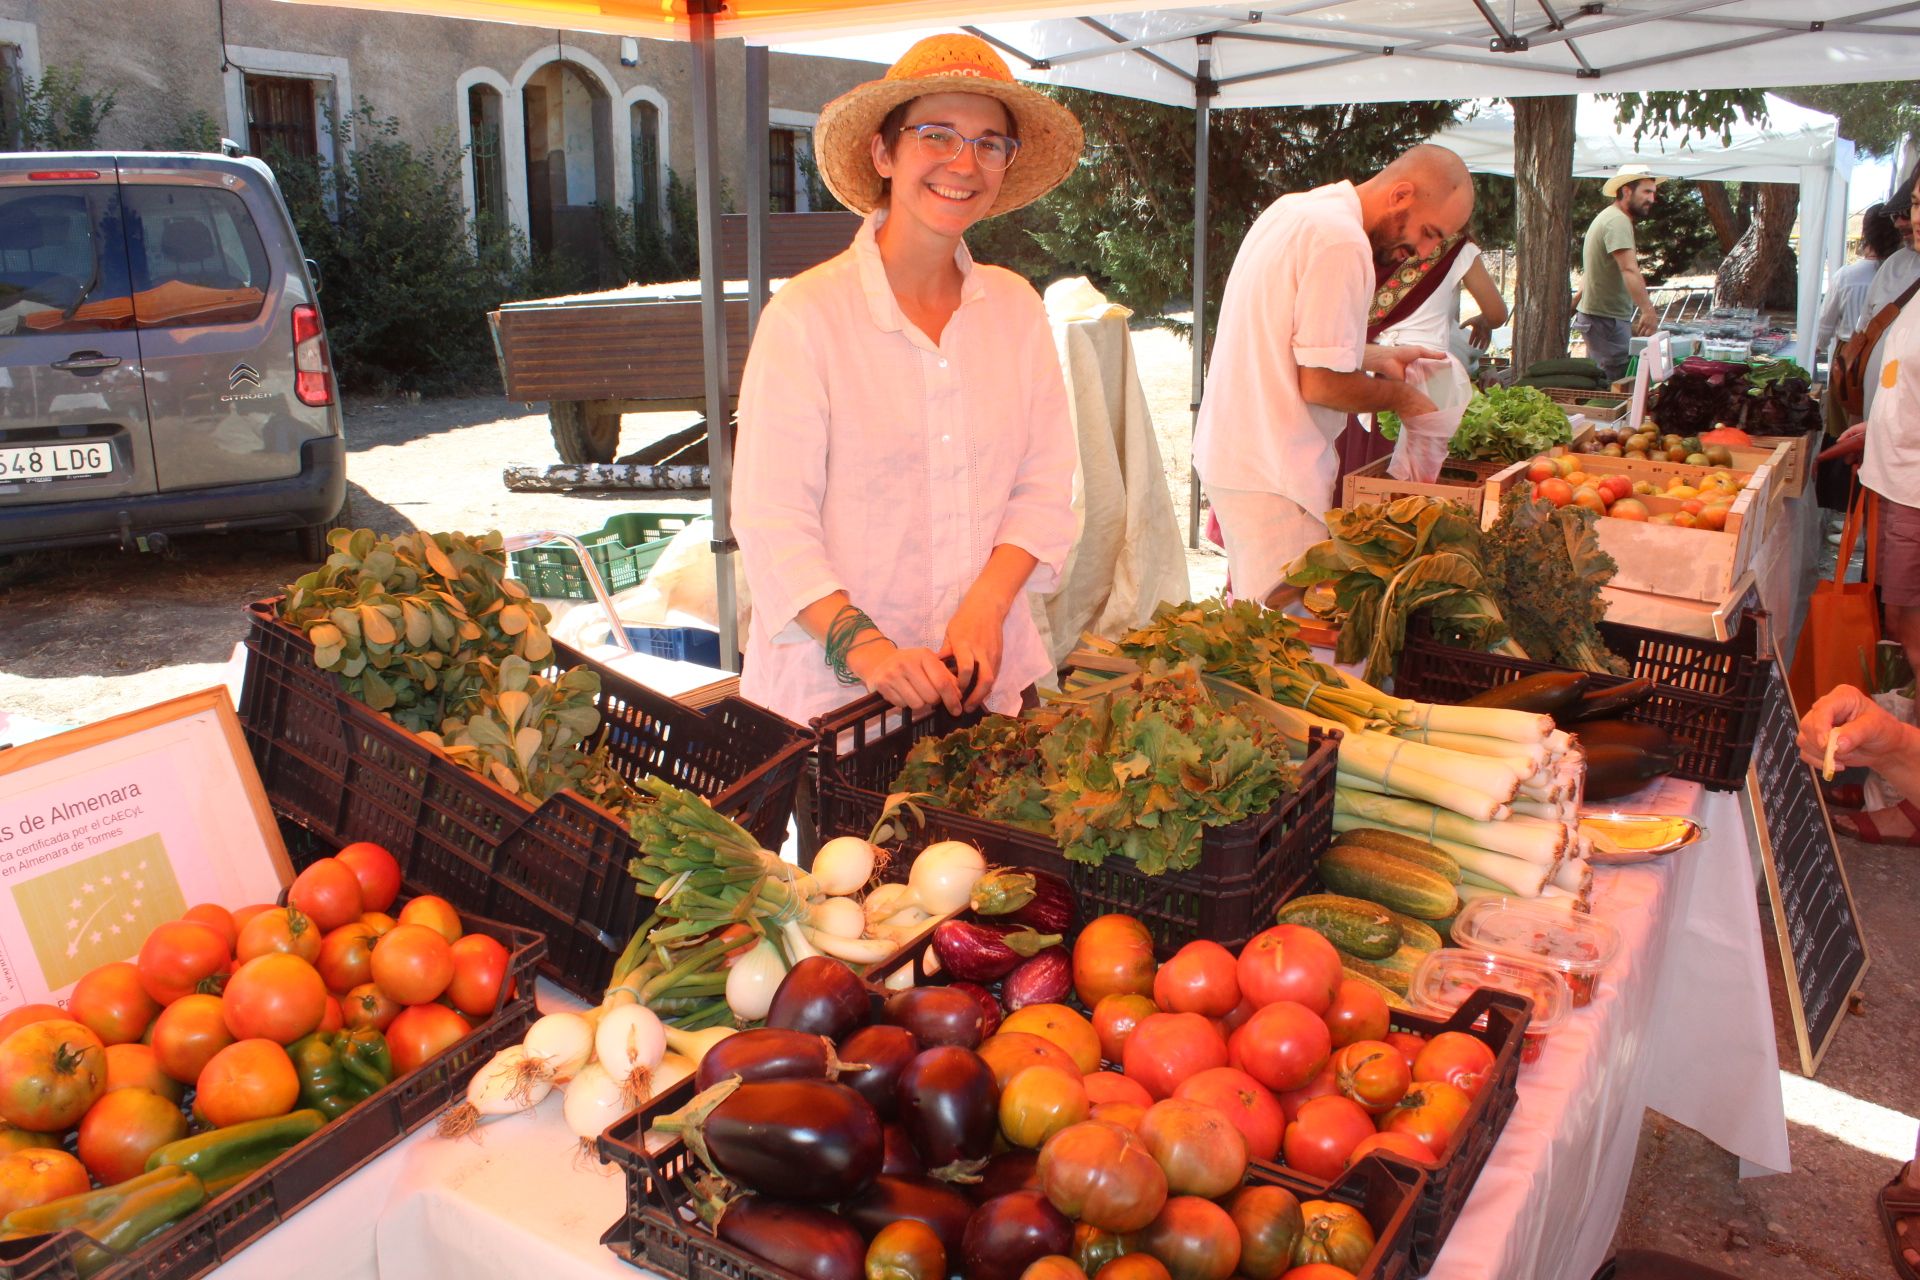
[562,1061,633,1148]
[521,1011,594,1085]
[594,1003,668,1100]
[908,841,988,916]
[812,836,880,896]
[726,937,788,1020]
[809,895,867,939]
[436,1046,547,1140]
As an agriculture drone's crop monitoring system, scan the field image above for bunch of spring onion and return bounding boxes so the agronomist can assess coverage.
[1073,630,1592,906]
[614,777,990,1026]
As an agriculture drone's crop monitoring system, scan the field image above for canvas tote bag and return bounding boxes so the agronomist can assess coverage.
[1789,482,1881,709]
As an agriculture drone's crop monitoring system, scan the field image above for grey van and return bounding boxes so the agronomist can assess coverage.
[0,152,345,561]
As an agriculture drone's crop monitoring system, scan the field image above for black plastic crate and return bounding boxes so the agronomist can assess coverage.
[239,599,812,998]
[0,903,542,1280]
[809,693,1337,959]
[1394,614,1768,790]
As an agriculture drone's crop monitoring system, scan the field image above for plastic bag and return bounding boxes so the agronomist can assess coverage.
[1386,356,1471,483]
[1862,689,1916,811]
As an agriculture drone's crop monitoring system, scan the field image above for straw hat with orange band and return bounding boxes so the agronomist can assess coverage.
[813,33,1084,219]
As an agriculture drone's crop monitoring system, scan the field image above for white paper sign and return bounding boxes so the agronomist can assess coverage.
[1629,357,1653,430]
[0,691,291,1014]
[1646,330,1674,383]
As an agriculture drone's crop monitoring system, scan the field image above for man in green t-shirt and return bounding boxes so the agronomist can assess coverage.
[1573,165,1664,382]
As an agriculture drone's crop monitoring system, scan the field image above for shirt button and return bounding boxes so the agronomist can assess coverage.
[942,434,951,444]
[939,359,948,368]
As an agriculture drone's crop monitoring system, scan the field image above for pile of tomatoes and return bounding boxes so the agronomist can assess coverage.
[0,842,510,1210]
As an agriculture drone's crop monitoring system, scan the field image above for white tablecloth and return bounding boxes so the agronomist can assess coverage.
[206,785,1787,1280]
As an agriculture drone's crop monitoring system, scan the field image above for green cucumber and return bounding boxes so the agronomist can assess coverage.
[1339,954,1413,997]
[1371,943,1429,979]
[1317,844,1461,920]
[1382,908,1444,953]
[1332,828,1463,885]
[1278,894,1403,960]
[1339,965,1411,1009]
[1525,358,1604,378]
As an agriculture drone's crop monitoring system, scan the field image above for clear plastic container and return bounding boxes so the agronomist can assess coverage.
[1409,948,1571,1065]
[1449,897,1621,1008]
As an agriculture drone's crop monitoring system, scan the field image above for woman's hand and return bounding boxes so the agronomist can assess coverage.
[1464,317,1493,350]
[848,640,964,715]
[1798,685,1917,773]
[942,593,1009,712]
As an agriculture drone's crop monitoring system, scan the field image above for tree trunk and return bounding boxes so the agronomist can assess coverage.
[1512,96,1578,373]
[1713,181,1798,310]
[1697,181,1742,253]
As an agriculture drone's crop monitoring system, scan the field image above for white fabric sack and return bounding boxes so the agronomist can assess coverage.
[1386,355,1472,483]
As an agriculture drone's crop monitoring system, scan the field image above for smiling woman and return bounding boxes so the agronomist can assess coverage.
[728,34,1085,729]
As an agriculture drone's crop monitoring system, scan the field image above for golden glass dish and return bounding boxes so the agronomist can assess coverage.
[1579,813,1704,865]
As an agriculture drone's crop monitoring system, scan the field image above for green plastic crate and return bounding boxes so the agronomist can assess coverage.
[509,513,694,599]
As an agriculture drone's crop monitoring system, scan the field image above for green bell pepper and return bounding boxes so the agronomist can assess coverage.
[286,1029,393,1119]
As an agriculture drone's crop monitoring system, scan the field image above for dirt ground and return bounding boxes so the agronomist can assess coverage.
[0,323,1910,1280]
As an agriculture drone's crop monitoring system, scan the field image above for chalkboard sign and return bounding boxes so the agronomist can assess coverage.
[1743,656,1871,1076]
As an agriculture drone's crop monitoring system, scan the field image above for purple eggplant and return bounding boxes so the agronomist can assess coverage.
[1003,869,1077,935]
[708,1195,866,1280]
[947,982,1002,1039]
[1001,947,1072,1012]
[663,1078,881,1203]
[766,956,871,1041]
[931,920,1063,983]
[961,1190,1074,1280]
[884,987,990,1049]
[882,1123,926,1177]
[838,1024,919,1119]
[967,1149,1042,1204]
[841,1175,977,1261]
[695,1028,861,1092]
[897,1045,1000,1176]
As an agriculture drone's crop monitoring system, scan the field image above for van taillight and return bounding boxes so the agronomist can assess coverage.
[292,304,334,407]
[28,170,101,180]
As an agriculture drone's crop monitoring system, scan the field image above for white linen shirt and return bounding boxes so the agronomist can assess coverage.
[1193,181,1372,517]
[731,210,1077,726]
[1861,298,1920,507]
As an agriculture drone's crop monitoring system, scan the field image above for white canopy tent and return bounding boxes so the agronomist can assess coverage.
[1429,93,1858,363]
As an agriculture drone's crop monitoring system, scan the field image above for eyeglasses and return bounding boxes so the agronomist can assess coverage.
[902,124,1020,172]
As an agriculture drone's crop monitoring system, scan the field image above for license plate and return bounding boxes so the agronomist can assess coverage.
[0,442,112,481]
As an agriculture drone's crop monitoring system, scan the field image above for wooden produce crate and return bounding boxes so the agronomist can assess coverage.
[1545,386,1630,427]
[1340,454,1509,520]
[1743,432,1812,501]
[1484,453,1776,603]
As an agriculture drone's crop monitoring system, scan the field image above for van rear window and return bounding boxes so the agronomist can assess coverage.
[123,185,272,327]
[0,187,135,336]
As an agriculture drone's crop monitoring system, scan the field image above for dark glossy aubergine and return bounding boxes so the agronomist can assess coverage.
[714,1196,866,1280]
[694,1079,882,1203]
[766,955,871,1041]
[961,1190,1074,1280]
[884,987,988,1049]
[837,1024,919,1119]
[696,1027,845,1092]
[967,1148,1042,1204]
[1001,948,1072,1011]
[881,1123,925,1176]
[840,1174,976,1261]
[897,1045,999,1173]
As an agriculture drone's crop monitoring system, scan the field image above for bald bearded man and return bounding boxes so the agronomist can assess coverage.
[1196,144,1477,606]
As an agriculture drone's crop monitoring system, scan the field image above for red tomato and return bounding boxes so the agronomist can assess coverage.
[289,859,365,932]
[1036,1119,1168,1235]
[1280,1096,1376,1182]
[370,924,454,1006]
[979,1033,1081,1089]
[1134,1194,1241,1280]
[1274,1061,1339,1125]
[229,904,277,937]
[396,896,462,945]
[1279,1268,1358,1280]
[358,912,398,940]
[1212,997,1257,1041]
[1225,1184,1307,1280]
[1411,1032,1497,1100]
[317,996,345,1034]
[1000,1065,1091,1150]
[0,1149,89,1216]
[103,1042,184,1104]
[1173,1066,1284,1162]
[0,1019,106,1130]
[196,1040,299,1126]
[1347,1131,1437,1168]
[1084,1071,1154,1109]
[236,908,322,966]
[316,922,378,995]
[180,904,237,950]
[1236,927,1341,1016]
[1381,1082,1472,1154]
[1227,1001,1330,1093]
[77,1087,188,1184]
[446,934,511,1017]
[68,962,160,1046]
[1122,1013,1227,1100]
[1093,994,1158,1065]
[342,983,401,1033]
[150,994,235,1084]
[136,920,231,1005]
[1323,981,1390,1049]
[1294,1200,1375,1272]
[386,1004,471,1074]
[1384,1032,1429,1074]
[335,842,403,913]
[1330,1040,1411,1115]
[1090,1102,1146,1131]
[1136,1098,1249,1198]
[222,954,328,1044]
[0,1006,65,1042]
[1074,916,1158,1008]
[1151,941,1241,1018]
[1097,1260,1173,1280]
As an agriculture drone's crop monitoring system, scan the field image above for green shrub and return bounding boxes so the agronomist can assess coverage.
[17,64,117,150]
[145,109,223,153]
[598,169,722,286]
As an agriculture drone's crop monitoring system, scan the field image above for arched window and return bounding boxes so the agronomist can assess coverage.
[468,83,507,243]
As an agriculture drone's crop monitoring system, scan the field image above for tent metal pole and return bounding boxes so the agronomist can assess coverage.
[746,44,771,339]
[690,0,739,671]
[1188,37,1213,551]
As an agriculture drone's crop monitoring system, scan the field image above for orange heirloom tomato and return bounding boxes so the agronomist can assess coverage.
[229,904,277,938]
[180,904,238,950]
[342,983,401,1033]
[68,962,161,1046]
[358,912,399,939]
[317,996,345,1034]
[396,896,462,945]
[317,923,379,996]
[151,993,236,1085]
[370,925,454,1006]
[104,1042,186,1104]
[136,921,230,1006]
[223,954,329,1044]
[289,859,364,932]
[386,1004,471,1075]
[77,1087,188,1184]
[236,907,322,966]
[196,1040,300,1126]
[0,1019,107,1131]
[0,1149,89,1216]
[0,1006,66,1043]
